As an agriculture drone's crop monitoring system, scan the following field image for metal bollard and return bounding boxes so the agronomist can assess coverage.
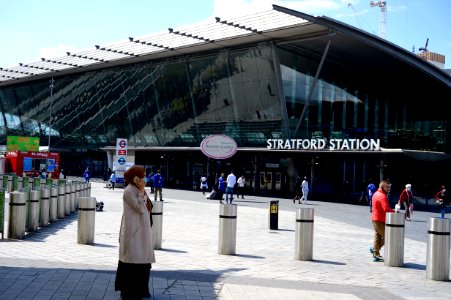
[269,200,279,230]
[27,190,40,232]
[0,176,3,190]
[8,191,26,239]
[0,189,4,239]
[70,184,76,213]
[88,182,91,197]
[57,185,65,219]
[426,217,450,281]
[77,197,96,245]
[64,184,71,216]
[22,177,29,189]
[218,204,237,255]
[295,207,314,261]
[75,182,81,210]
[384,212,405,267]
[33,177,40,189]
[2,175,8,190]
[49,187,58,222]
[39,188,50,227]
[7,175,13,193]
[152,201,163,250]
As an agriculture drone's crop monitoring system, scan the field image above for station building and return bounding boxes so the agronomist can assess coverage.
[1,5,450,201]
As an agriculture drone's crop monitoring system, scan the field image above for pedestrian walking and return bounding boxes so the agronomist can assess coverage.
[397,183,413,221]
[370,180,394,262]
[153,170,163,201]
[115,165,155,300]
[300,176,309,204]
[434,185,449,218]
[109,171,117,190]
[293,176,302,204]
[83,168,91,183]
[225,170,236,204]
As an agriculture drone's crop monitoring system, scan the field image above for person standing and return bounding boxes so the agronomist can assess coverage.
[370,180,394,262]
[153,170,163,201]
[236,175,246,199]
[293,177,302,204]
[300,176,309,204]
[109,171,117,190]
[367,180,377,213]
[83,168,91,183]
[225,170,237,204]
[434,185,448,218]
[115,165,155,300]
[40,168,47,179]
[217,173,226,203]
[398,184,413,221]
[147,172,154,193]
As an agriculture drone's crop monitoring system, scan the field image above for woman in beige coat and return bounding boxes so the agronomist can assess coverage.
[115,165,155,300]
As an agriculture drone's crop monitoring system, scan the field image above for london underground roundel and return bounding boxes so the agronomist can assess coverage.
[200,134,237,159]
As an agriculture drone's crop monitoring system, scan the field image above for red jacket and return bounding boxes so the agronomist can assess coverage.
[371,188,394,223]
[398,189,412,204]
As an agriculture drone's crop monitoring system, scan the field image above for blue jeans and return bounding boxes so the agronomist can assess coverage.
[225,187,234,204]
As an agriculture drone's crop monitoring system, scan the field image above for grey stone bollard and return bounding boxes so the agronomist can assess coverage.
[77,197,96,245]
[49,187,58,222]
[152,201,163,250]
[295,207,314,261]
[57,185,65,219]
[218,204,237,255]
[426,217,450,281]
[70,184,76,213]
[384,212,405,267]
[64,184,71,216]
[8,191,26,239]
[27,190,40,232]
[39,188,50,227]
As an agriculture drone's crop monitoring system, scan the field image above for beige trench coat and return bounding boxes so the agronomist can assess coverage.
[119,184,155,264]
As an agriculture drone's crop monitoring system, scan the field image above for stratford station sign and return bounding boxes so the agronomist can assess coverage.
[266,138,381,151]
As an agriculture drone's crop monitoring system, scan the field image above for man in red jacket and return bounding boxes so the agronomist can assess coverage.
[370,180,394,262]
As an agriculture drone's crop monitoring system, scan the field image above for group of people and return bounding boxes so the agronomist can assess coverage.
[369,179,450,263]
[204,171,245,204]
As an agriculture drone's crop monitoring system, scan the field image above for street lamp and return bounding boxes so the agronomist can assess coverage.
[48,78,55,150]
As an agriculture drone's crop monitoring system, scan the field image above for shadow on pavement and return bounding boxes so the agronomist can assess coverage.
[156,248,188,254]
[404,262,426,270]
[311,259,346,266]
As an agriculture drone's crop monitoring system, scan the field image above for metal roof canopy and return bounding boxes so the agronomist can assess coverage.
[0,8,308,84]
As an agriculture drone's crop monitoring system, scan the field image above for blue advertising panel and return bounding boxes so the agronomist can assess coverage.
[23,157,32,171]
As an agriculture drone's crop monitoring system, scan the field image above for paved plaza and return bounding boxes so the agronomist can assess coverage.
[0,178,450,299]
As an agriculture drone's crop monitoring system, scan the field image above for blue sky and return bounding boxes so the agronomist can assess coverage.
[1,0,450,69]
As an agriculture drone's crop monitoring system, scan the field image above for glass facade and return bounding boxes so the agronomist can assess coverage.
[1,42,447,153]
[1,37,450,199]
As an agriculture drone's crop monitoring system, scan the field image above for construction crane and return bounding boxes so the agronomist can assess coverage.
[419,38,429,53]
[370,1,387,39]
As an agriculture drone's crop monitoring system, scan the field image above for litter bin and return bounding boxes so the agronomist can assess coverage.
[77,197,96,244]
[426,217,450,281]
[8,191,26,239]
[269,200,279,230]
[384,212,405,267]
[152,201,163,250]
[218,204,237,255]
[295,207,314,261]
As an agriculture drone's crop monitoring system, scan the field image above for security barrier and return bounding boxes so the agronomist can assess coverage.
[218,204,237,255]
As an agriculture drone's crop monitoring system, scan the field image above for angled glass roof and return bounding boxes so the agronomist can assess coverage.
[0,7,308,83]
